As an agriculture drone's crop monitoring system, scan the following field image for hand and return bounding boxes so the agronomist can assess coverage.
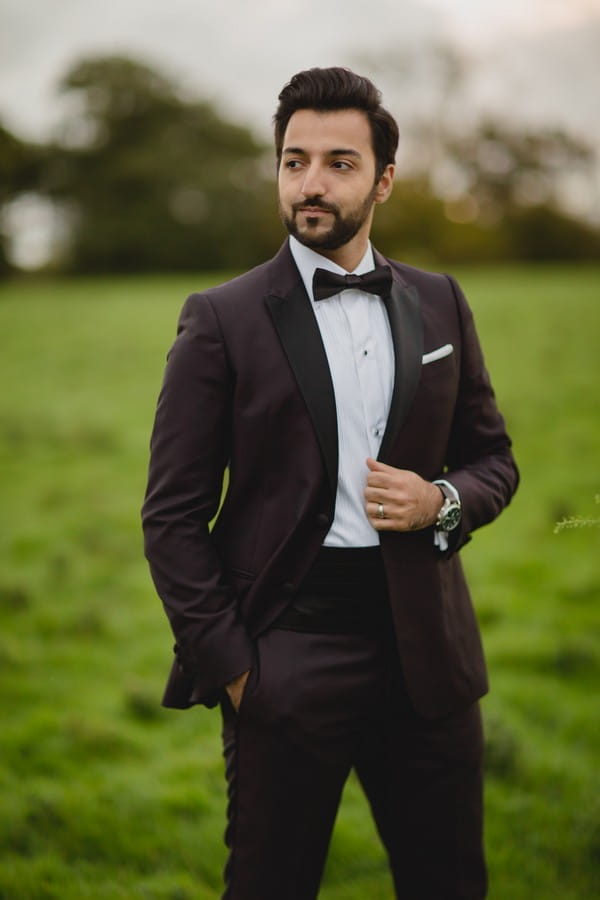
[225,670,250,712]
[364,458,443,532]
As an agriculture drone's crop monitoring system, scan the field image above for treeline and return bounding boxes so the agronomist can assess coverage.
[1,54,599,274]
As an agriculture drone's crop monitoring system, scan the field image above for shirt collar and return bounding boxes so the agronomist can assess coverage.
[288,235,375,304]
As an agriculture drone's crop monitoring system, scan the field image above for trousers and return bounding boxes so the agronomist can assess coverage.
[220,549,486,899]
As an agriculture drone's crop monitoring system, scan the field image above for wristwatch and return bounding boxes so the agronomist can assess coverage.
[434,481,462,531]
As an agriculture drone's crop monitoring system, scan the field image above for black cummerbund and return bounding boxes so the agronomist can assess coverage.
[274,546,391,633]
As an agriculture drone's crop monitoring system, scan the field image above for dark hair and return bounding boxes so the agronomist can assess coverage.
[273,67,399,179]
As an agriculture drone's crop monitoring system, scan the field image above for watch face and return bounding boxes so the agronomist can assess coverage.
[442,504,461,530]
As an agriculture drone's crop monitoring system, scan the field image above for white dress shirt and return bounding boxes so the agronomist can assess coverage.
[289,236,394,547]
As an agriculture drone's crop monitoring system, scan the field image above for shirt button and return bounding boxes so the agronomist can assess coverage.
[316,513,329,527]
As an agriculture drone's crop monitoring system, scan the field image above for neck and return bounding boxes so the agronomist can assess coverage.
[314,234,370,273]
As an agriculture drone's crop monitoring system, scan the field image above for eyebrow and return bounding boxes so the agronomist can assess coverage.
[282,146,362,159]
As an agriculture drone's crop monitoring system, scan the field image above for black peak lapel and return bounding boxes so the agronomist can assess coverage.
[378,276,423,462]
[264,283,338,493]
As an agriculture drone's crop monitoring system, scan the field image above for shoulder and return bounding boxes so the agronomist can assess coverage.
[187,242,296,311]
[187,258,273,310]
[383,255,456,294]
[176,242,298,340]
[382,254,471,314]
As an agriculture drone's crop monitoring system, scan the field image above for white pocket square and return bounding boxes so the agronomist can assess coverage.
[422,343,454,365]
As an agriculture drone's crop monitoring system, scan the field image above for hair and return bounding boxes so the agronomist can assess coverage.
[273,67,399,180]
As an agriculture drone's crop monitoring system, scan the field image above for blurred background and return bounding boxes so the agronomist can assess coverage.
[1,0,600,273]
[1,2,599,898]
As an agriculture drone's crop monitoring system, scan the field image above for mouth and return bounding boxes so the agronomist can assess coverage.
[298,207,331,215]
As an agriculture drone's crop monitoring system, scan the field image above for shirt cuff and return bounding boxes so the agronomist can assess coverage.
[433,529,449,551]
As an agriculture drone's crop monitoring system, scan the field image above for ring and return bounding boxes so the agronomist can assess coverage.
[377,503,385,519]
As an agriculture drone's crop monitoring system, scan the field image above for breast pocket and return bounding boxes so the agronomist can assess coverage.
[420,352,456,382]
[400,352,459,444]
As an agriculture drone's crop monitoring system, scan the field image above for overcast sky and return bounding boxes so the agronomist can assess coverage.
[1,0,599,145]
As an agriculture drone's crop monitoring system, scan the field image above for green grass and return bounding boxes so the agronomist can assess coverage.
[1,264,599,898]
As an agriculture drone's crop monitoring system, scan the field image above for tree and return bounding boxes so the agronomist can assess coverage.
[362,41,600,262]
[440,121,597,224]
[0,123,45,274]
[42,55,280,272]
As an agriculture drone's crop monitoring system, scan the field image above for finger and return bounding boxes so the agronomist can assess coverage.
[366,501,400,526]
[364,486,388,502]
[366,501,382,524]
[366,457,404,475]
[369,516,396,531]
[366,456,393,473]
[365,472,392,489]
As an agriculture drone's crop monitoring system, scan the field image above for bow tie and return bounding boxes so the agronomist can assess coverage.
[312,265,393,302]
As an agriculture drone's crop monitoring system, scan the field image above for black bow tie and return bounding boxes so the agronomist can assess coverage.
[312,265,393,302]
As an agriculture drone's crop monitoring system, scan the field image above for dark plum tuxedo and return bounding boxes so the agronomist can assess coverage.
[142,240,518,720]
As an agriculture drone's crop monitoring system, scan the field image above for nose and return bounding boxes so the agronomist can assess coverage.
[300,164,325,198]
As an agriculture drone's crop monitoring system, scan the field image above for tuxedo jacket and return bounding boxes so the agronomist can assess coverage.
[142,241,518,718]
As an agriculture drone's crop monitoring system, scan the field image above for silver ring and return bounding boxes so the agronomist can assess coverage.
[377,503,385,519]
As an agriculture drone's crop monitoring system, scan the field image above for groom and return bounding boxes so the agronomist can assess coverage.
[142,66,518,899]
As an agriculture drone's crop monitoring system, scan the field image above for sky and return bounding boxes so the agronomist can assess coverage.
[1,0,599,146]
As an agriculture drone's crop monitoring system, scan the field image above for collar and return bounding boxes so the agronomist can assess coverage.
[288,236,375,304]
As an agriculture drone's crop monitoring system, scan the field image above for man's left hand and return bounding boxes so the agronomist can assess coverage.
[364,458,443,532]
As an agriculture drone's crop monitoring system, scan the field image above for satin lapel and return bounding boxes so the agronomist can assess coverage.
[378,278,423,462]
[264,284,338,493]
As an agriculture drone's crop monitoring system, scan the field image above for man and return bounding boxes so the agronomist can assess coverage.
[142,67,518,899]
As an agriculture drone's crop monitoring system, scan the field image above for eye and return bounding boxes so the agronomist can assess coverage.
[284,159,303,170]
[331,160,352,170]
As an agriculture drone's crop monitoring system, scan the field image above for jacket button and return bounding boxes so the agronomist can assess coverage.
[316,513,329,527]
[283,581,296,595]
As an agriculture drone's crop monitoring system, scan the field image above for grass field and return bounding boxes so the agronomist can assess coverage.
[1,264,599,899]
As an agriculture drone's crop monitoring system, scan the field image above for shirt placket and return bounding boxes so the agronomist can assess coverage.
[346,295,386,459]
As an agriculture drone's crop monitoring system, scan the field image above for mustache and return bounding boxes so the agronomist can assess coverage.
[292,198,339,215]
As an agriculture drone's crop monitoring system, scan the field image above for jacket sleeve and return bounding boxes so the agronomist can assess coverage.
[141,292,254,702]
[442,275,519,555]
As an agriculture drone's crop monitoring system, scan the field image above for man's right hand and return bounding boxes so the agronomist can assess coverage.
[225,670,251,712]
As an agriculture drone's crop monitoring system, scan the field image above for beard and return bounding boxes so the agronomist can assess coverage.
[279,185,377,251]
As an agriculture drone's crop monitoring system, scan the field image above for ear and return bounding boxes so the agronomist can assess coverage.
[374,164,395,205]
